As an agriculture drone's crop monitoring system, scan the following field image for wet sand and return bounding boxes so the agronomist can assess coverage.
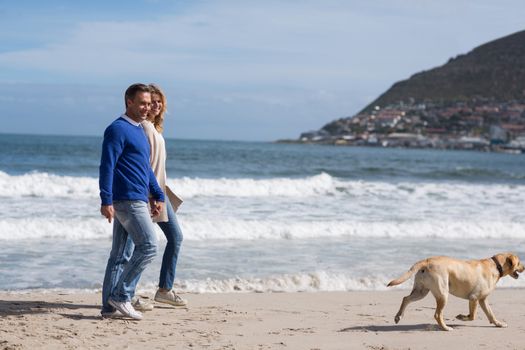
[1,289,524,349]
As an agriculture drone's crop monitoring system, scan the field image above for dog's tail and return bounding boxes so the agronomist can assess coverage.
[387,260,429,287]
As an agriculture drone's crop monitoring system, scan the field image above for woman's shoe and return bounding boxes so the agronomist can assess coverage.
[154,290,187,307]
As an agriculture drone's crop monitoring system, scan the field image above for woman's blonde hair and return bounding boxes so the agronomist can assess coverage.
[148,83,167,133]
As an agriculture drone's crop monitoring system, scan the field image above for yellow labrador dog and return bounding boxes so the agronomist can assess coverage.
[387,253,524,331]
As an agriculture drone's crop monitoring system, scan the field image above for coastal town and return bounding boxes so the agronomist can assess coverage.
[296,100,525,153]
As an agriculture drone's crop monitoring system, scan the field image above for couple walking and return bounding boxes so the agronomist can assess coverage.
[99,83,185,320]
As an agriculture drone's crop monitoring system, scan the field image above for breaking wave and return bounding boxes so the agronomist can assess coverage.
[2,171,525,203]
[1,217,523,241]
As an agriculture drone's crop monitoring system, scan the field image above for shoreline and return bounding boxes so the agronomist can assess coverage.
[275,139,525,154]
[1,289,524,349]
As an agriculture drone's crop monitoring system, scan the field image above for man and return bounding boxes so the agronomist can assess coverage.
[99,83,165,320]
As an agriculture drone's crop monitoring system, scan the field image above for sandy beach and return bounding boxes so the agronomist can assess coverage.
[1,289,524,349]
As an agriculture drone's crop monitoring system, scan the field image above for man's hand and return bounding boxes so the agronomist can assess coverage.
[149,199,164,218]
[100,205,114,223]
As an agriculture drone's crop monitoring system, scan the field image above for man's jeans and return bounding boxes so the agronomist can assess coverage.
[101,200,157,313]
[115,199,184,292]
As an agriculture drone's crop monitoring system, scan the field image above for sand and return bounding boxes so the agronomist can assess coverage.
[1,289,524,349]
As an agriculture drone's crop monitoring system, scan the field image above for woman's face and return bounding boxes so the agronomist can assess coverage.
[150,93,163,119]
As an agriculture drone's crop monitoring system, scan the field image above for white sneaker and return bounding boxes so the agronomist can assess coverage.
[108,299,143,320]
[154,290,187,307]
[132,296,154,312]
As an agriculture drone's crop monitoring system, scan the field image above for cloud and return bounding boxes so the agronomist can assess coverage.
[1,0,524,140]
[0,0,491,87]
[2,1,524,86]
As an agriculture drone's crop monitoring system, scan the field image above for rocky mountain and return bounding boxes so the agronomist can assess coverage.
[360,30,525,113]
[293,30,525,152]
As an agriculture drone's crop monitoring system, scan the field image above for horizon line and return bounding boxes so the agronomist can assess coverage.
[0,131,280,144]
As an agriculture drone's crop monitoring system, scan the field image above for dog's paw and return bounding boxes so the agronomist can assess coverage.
[394,315,400,324]
[494,321,507,328]
[441,325,454,331]
[456,314,471,321]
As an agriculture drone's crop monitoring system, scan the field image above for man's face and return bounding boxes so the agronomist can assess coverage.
[126,92,151,122]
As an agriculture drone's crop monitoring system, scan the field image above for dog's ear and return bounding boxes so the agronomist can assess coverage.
[505,255,518,270]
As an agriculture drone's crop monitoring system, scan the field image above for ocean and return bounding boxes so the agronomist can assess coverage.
[1,133,524,293]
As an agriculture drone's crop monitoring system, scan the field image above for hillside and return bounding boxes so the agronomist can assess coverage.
[293,30,525,152]
[360,30,525,113]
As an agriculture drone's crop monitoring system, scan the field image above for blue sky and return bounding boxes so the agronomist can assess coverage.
[1,1,524,141]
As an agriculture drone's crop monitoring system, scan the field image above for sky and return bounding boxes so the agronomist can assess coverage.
[0,1,524,141]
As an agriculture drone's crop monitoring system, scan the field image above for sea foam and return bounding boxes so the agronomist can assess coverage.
[138,271,525,293]
[2,171,525,202]
[1,217,524,241]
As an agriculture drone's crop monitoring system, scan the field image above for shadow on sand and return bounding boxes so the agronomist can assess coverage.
[338,324,437,332]
[338,322,494,332]
[0,299,98,317]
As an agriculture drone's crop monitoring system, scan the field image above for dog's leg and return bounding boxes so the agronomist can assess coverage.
[433,295,452,331]
[430,277,453,331]
[456,299,478,321]
[479,298,507,328]
[394,287,429,324]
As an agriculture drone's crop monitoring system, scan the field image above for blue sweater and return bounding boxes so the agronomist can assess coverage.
[99,117,165,205]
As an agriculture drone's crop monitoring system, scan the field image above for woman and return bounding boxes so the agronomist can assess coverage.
[142,83,186,307]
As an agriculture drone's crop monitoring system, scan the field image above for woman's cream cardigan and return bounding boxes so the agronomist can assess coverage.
[142,120,182,222]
